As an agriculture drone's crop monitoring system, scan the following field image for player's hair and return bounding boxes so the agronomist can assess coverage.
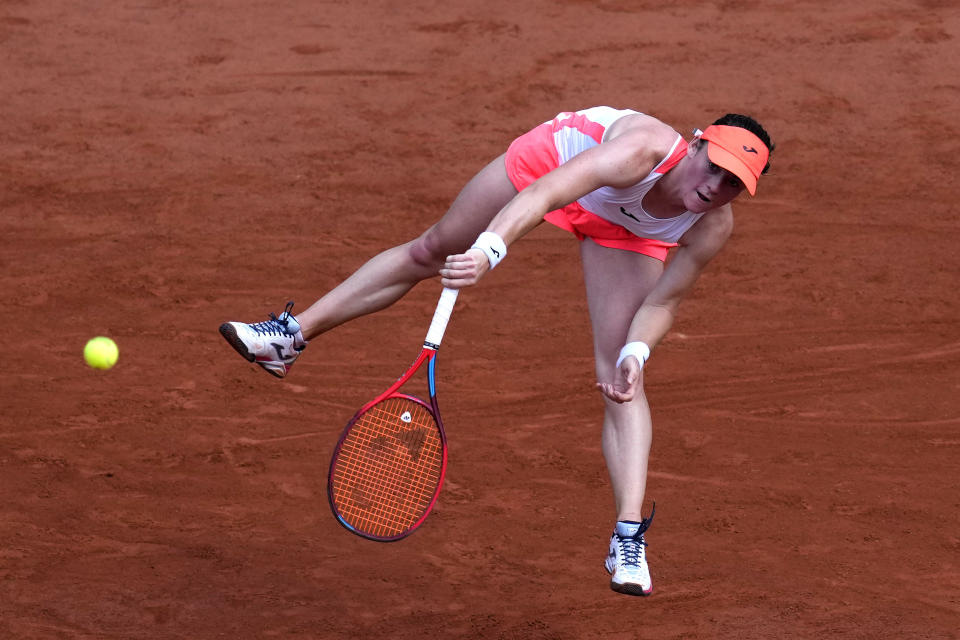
[713,113,775,174]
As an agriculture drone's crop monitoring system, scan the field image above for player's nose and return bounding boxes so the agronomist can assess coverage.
[704,173,724,194]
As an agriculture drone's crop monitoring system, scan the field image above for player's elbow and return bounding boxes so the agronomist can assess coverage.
[518,181,566,218]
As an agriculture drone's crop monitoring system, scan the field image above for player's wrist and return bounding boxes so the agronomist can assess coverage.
[471,231,507,269]
[616,341,651,369]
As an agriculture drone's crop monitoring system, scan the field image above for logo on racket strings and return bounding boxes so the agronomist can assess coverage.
[401,411,412,423]
[396,426,428,461]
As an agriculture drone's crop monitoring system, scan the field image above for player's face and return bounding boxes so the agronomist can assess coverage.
[682,142,746,212]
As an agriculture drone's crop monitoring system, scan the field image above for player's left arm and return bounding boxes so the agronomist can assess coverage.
[598,206,734,403]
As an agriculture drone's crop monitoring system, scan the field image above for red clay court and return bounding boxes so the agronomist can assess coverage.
[1,1,957,638]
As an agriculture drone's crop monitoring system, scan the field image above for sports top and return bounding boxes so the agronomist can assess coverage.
[550,107,704,243]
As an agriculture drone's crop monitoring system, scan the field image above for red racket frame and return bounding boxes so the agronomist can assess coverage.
[327,288,458,542]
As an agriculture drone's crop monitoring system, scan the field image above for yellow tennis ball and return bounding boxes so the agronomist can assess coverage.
[84,336,119,370]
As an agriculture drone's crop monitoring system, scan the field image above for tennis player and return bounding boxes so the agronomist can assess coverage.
[220,106,774,596]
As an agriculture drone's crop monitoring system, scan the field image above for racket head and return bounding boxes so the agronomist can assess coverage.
[327,391,447,541]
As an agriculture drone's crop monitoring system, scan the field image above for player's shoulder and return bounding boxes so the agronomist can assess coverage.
[680,204,734,253]
[704,203,735,234]
[605,113,683,164]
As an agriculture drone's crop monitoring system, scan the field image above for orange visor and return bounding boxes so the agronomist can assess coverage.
[699,125,768,195]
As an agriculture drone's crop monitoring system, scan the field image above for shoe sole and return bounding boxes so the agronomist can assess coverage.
[606,560,652,597]
[219,323,255,362]
[609,580,652,597]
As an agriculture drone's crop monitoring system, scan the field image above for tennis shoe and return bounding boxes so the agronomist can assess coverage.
[605,504,655,596]
[219,301,307,379]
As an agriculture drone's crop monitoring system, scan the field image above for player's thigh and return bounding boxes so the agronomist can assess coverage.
[580,238,664,377]
[416,154,518,260]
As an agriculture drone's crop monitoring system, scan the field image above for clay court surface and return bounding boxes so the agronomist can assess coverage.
[2,1,958,638]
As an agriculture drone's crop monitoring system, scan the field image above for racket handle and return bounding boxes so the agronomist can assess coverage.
[424,287,459,348]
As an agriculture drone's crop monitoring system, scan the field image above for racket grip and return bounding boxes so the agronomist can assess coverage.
[424,287,459,348]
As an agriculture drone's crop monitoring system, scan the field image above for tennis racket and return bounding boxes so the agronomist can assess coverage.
[327,287,459,541]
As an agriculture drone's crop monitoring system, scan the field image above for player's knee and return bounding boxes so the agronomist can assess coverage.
[407,233,446,271]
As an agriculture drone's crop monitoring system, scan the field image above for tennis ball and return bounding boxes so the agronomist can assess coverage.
[84,336,119,370]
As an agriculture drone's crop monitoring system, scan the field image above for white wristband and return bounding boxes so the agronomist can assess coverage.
[471,231,507,270]
[616,341,651,369]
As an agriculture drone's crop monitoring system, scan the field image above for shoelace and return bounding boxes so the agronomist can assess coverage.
[250,301,296,337]
[618,533,647,567]
[617,502,655,567]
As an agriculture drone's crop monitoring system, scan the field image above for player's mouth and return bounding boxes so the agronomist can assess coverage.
[696,191,711,203]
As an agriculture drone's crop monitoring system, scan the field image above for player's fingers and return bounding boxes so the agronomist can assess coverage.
[440,275,470,289]
[440,257,473,275]
[596,381,630,404]
[445,247,483,261]
[444,256,483,270]
[441,249,489,287]
[442,254,467,267]
[614,360,640,400]
[440,261,472,279]
[439,265,469,278]
[440,266,482,288]
[439,263,479,281]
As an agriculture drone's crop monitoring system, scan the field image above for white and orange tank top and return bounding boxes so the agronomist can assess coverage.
[548,107,704,243]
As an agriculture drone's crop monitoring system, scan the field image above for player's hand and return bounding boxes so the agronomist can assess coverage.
[596,356,642,403]
[440,248,490,288]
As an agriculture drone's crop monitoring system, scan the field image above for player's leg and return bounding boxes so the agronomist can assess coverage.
[219,154,518,377]
[579,237,663,595]
[294,153,517,339]
[581,238,662,519]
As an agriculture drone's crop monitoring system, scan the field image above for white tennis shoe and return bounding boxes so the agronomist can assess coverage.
[219,301,307,379]
[605,505,655,596]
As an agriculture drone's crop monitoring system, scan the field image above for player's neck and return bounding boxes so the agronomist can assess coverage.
[643,173,687,218]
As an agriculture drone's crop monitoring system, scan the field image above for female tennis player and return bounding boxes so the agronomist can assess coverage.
[220,106,774,597]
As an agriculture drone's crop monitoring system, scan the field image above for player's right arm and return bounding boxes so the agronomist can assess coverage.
[441,121,674,288]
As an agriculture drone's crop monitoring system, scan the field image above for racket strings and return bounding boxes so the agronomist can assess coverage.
[331,397,444,538]
[335,419,440,531]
